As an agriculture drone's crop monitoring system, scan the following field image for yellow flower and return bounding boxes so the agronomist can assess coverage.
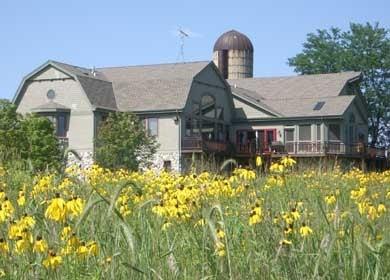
[61,225,72,241]
[325,194,336,205]
[290,208,300,221]
[249,204,262,225]
[87,241,99,256]
[45,194,67,222]
[299,224,313,237]
[66,196,84,218]
[255,156,263,167]
[215,241,225,257]
[281,156,296,167]
[17,191,25,206]
[43,251,62,269]
[76,242,89,258]
[33,236,48,253]
[216,229,225,239]
[14,237,30,254]
[378,203,386,214]
[0,238,9,255]
[279,239,292,245]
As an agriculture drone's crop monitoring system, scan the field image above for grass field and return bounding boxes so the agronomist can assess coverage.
[0,158,390,279]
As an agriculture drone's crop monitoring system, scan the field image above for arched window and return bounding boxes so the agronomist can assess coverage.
[201,95,216,119]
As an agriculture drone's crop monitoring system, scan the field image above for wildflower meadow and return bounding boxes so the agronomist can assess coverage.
[0,158,390,279]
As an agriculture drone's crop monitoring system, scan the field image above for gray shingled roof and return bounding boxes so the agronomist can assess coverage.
[229,72,361,118]
[48,60,360,117]
[264,96,355,117]
[51,61,117,110]
[97,61,210,111]
[228,72,360,99]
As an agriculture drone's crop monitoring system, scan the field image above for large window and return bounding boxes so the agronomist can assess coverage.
[185,95,227,142]
[201,95,216,119]
[299,125,311,141]
[328,124,341,141]
[146,118,158,137]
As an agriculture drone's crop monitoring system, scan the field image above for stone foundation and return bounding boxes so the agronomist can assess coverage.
[67,151,94,169]
[151,152,181,172]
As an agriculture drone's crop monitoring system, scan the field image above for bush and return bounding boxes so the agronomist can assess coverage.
[21,114,61,171]
[0,99,61,171]
[94,112,158,170]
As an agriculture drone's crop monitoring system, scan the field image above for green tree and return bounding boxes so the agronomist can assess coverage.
[95,112,158,170]
[288,22,390,146]
[0,99,25,162]
[21,114,62,171]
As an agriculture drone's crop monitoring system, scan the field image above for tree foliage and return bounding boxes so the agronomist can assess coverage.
[21,114,61,171]
[0,99,61,171]
[94,112,158,170]
[288,22,390,146]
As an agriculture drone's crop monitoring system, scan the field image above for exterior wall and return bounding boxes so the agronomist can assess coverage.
[16,66,95,156]
[342,101,368,144]
[182,64,234,144]
[213,50,253,79]
[139,114,181,172]
[233,97,273,119]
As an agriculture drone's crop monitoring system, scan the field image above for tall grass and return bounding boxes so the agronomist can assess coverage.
[0,163,389,279]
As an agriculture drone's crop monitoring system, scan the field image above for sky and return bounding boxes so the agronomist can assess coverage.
[0,0,389,100]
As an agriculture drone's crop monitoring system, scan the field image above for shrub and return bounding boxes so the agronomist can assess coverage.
[94,112,158,170]
[0,99,61,171]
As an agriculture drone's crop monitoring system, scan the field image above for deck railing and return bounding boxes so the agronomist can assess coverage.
[182,137,228,153]
[236,141,386,158]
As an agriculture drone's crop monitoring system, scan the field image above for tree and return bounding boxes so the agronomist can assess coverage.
[0,99,25,162]
[21,114,62,171]
[94,112,158,170]
[288,22,390,146]
[0,100,62,171]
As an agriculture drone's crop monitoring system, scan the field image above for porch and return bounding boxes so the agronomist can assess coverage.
[236,140,385,159]
[181,137,228,153]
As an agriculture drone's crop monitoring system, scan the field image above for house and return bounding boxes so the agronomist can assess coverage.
[13,30,372,171]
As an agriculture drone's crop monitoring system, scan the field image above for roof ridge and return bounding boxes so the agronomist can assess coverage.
[264,95,355,101]
[97,60,210,70]
[228,71,360,81]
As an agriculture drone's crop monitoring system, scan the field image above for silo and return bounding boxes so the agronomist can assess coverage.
[213,30,254,79]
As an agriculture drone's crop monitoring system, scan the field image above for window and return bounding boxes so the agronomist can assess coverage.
[146,118,158,137]
[284,129,294,142]
[316,124,321,141]
[41,113,69,138]
[201,95,216,119]
[201,120,215,140]
[185,118,192,137]
[57,115,67,137]
[299,125,311,141]
[328,124,340,141]
[163,160,172,171]
[313,101,325,111]
[192,102,200,116]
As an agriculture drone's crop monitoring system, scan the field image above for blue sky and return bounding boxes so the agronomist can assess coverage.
[1,0,389,100]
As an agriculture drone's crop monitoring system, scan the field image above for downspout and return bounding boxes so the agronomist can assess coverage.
[177,110,182,173]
